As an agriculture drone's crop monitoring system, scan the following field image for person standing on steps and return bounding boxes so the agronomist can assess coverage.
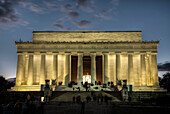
[81,101,85,114]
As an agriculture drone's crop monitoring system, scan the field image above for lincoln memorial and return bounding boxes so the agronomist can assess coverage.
[11,31,163,91]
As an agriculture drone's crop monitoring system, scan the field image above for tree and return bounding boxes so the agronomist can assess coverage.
[0,76,8,94]
[159,72,170,91]
[0,76,15,94]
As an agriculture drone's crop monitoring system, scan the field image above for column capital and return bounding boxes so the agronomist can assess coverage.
[145,54,150,60]
[103,52,109,55]
[65,52,71,55]
[34,52,41,55]
[78,53,83,56]
[109,52,116,55]
[25,54,29,59]
[90,53,96,56]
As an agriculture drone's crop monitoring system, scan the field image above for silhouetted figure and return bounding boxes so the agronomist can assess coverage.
[14,103,22,114]
[22,103,29,114]
[76,95,81,103]
[98,81,101,85]
[30,102,36,114]
[93,94,97,102]
[86,95,91,103]
[108,82,110,86]
[97,95,100,103]
[26,94,31,103]
[128,96,131,102]
[81,101,85,114]
[6,104,13,114]
[31,94,35,102]
[86,86,88,92]
[37,102,45,114]
[91,91,94,96]
[104,95,108,104]
[73,96,75,103]
[14,103,20,114]
[100,95,103,103]
[108,97,112,103]
[77,87,80,91]
[0,105,3,114]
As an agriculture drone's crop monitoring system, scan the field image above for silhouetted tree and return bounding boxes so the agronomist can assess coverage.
[0,76,8,94]
[159,72,170,91]
[0,76,15,94]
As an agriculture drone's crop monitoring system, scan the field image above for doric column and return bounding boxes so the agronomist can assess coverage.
[145,54,152,86]
[53,55,58,82]
[45,54,53,84]
[57,54,65,85]
[65,53,71,86]
[133,54,141,86]
[16,55,24,86]
[128,54,133,85]
[151,54,159,86]
[27,55,33,85]
[33,54,41,85]
[113,54,117,85]
[77,53,83,85]
[120,54,128,81]
[116,54,120,81]
[90,53,96,85]
[24,54,29,85]
[104,53,109,84]
[141,54,147,86]
[40,55,45,85]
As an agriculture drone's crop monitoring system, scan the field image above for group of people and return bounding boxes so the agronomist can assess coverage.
[89,93,112,103]
[0,101,45,114]
[72,93,112,104]
[0,93,45,114]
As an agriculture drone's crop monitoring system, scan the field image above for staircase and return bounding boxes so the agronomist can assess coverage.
[51,91,121,102]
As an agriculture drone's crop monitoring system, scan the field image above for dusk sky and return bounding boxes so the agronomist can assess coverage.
[0,0,170,79]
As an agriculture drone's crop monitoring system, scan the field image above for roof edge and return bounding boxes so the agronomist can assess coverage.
[32,30,142,33]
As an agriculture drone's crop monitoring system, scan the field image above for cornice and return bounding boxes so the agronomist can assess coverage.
[15,41,159,45]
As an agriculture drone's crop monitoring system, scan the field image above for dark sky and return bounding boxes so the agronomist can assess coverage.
[0,0,170,79]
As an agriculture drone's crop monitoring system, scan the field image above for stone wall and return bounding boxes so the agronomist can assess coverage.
[129,91,167,101]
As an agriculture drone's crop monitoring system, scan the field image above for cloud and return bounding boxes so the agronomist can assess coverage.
[72,20,91,28]
[43,1,58,11]
[158,62,170,71]
[18,1,29,8]
[53,23,72,30]
[67,11,79,18]
[29,4,43,13]
[61,4,72,12]
[10,18,29,25]
[76,0,88,8]
[76,0,95,12]
[0,0,28,26]
[95,9,112,20]
[111,0,119,6]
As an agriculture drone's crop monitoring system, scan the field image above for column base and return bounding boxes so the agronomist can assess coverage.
[10,85,41,91]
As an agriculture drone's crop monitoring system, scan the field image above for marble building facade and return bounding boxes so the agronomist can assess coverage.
[12,31,161,91]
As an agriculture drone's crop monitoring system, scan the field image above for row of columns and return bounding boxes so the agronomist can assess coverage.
[15,53,159,87]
